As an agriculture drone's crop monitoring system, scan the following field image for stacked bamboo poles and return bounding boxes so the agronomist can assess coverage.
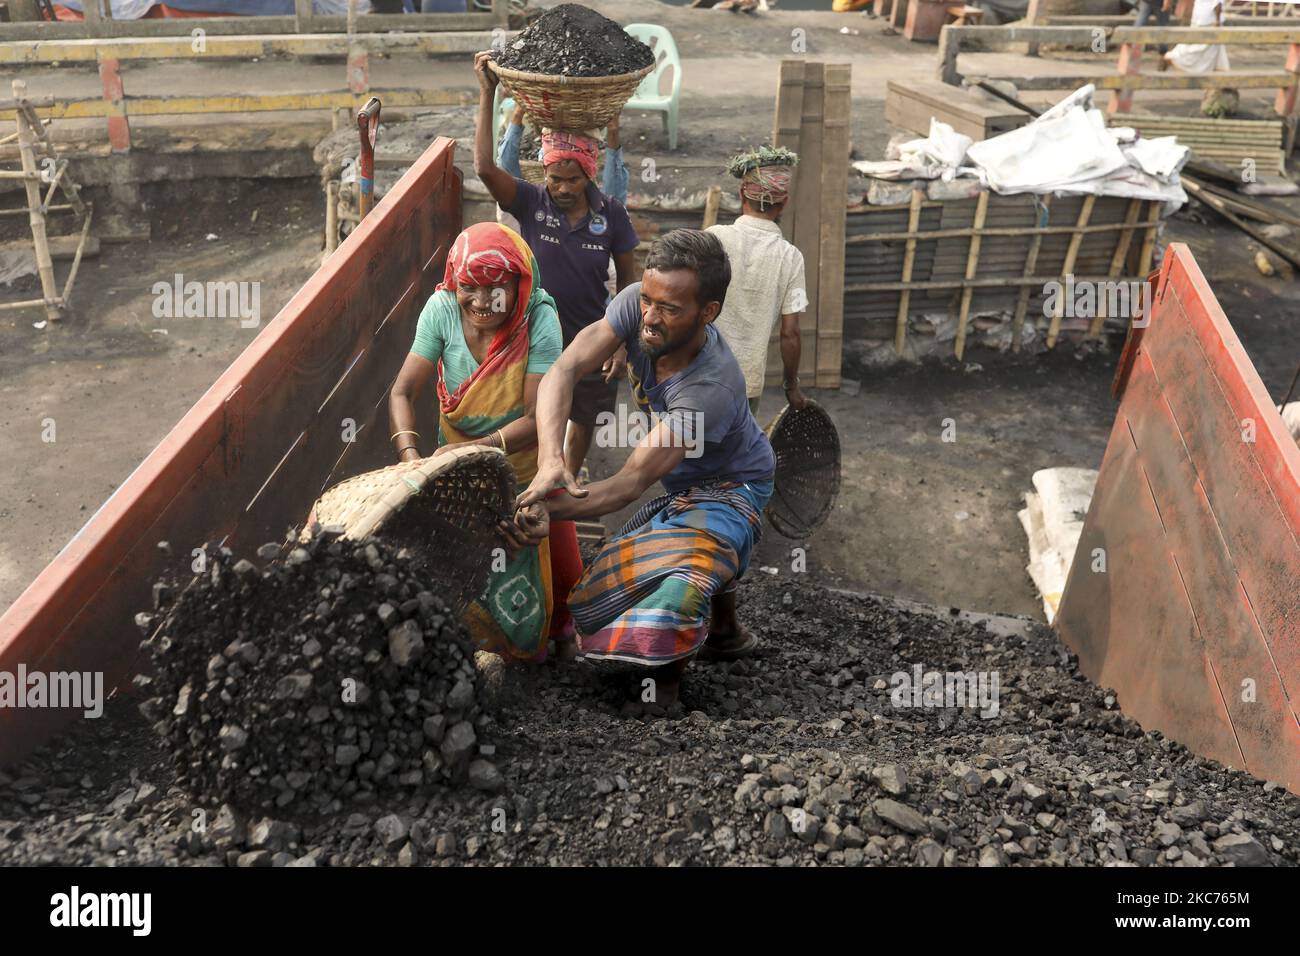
[1109,113,1286,175]
[0,80,94,321]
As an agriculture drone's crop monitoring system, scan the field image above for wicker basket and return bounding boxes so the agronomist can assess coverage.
[763,401,842,539]
[488,60,652,132]
[520,158,547,185]
[302,446,516,613]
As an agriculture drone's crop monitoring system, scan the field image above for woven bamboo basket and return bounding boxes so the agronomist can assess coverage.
[488,60,653,131]
[302,446,516,613]
[763,401,842,538]
[520,158,547,185]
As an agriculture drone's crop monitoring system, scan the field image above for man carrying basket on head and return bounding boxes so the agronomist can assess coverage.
[473,51,640,482]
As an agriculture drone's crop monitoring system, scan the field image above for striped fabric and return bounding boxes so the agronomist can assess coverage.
[569,480,772,665]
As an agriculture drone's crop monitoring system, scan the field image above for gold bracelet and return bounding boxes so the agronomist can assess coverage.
[391,429,419,443]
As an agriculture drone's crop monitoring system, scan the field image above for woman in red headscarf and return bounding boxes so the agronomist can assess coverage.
[388,221,584,662]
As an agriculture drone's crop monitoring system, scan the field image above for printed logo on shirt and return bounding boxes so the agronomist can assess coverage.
[589,214,607,236]
[533,210,546,222]
[538,234,561,245]
[580,242,608,252]
[544,214,562,229]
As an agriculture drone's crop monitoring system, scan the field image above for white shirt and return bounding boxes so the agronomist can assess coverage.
[707,216,807,399]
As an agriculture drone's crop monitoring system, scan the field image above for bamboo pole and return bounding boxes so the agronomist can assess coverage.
[1090,197,1142,339]
[12,80,60,323]
[848,273,1134,293]
[325,179,339,254]
[894,188,924,354]
[1012,194,1051,352]
[846,216,1161,244]
[1047,194,1095,348]
[60,201,94,306]
[954,190,989,361]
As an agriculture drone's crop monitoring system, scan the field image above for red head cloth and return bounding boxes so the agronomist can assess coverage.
[541,130,599,181]
[436,221,536,343]
[740,164,794,206]
[434,221,540,412]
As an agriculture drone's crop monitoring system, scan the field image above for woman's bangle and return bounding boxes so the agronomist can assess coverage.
[391,429,419,443]
[497,429,509,455]
[396,444,419,456]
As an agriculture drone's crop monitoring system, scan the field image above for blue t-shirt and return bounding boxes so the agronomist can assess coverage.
[605,282,776,494]
[410,289,562,393]
[507,179,638,344]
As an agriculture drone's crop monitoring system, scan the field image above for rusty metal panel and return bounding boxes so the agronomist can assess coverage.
[0,139,463,768]
[1057,243,1300,794]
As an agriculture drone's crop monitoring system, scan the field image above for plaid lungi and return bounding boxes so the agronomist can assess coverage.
[568,478,773,665]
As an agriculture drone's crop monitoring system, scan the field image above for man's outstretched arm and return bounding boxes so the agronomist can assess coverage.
[517,317,624,507]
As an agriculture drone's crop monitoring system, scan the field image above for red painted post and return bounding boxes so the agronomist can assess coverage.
[1107,41,1141,115]
[97,55,130,152]
[1274,42,1299,119]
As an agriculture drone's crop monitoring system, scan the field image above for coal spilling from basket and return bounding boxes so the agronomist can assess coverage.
[136,448,518,815]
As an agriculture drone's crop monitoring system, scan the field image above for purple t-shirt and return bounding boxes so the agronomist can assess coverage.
[506,178,638,343]
[605,282,776,494]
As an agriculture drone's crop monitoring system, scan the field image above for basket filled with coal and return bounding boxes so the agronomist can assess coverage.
[302,445,516,614]
[488,4,655,131]
[138,536,499,816]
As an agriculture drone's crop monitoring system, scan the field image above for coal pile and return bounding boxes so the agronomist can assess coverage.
[493,4,655,78]
[138,536,494,816]
[2,577,1296,867]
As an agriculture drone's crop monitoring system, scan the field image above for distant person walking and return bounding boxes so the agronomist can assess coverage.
[706,146,808,416]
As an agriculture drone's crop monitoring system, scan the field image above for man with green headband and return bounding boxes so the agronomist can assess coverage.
[707,146,808,416]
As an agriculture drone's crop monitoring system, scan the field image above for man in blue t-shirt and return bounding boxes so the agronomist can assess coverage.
[474,52,639,480]
[512,229,776,706]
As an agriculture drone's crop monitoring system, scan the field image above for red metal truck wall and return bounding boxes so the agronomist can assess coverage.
[0,138,463,767]
[1056,243,1300,794]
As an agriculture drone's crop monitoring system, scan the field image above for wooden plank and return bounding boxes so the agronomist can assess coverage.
[954,190,988,361]
[0,137,463,767]
[0,31,507,64]
[894,188,924,354]
[886,78,1029,140]
[1002,71,1293,91]
[792,62,823,384]
[772,58,804,244]
[0,88,471,122]
[0,12,498,40]
[0,234,99,258]
[816,64,851,388]
[1046,194,1095,348]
